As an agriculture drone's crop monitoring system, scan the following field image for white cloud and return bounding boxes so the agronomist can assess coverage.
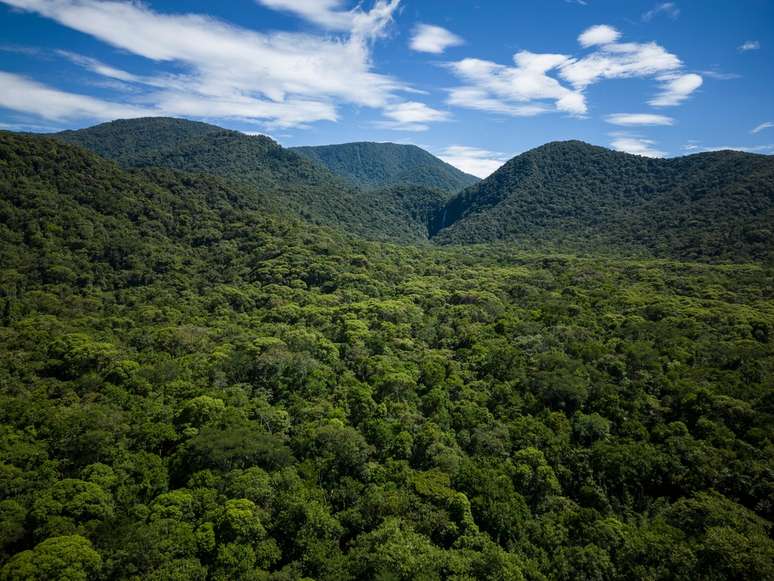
[446,25,699,118]
[375,101,450,131]
[738,40,760,52]
[447,52,586,116]
[642,3,680,22]
[0,71,153,120]
[560,41,683,89]
[610,135,666,157]
[606,113,674,126]
[55,50,143,83]
[437,145,509,178]
[649,73,702,106]
[0,120,61,132]
[254,0,353,30]
[0,0,412,128]
[578,25,621,48]
[410,24,464,54]
[700,69,740,80]
[751,121,774,134]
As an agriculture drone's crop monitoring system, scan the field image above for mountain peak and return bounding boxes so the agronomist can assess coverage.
[291,141,479,193]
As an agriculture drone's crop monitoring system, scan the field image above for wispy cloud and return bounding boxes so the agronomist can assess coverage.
[447,52,585,117]
[738,40,760,52]
[610,134,666,157]
[437,145,509,178]
[649,73,703,106]
[642,2,680,22]
[55,50,144,83]
[606,113,674,126]
[446,24,701,119]
[0,0,421,129]
[410,24,464,54]
[254,0,355,31]
[375,101,451,131]
[751,121,774,134]
[700,69,740,81]
[0,71,153,121]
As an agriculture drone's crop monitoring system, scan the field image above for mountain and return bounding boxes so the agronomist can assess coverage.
[433,141,774,262]
[2,130,773,581]
[46,122,774,261]
[53,118,433,242]
[292,141,479,193]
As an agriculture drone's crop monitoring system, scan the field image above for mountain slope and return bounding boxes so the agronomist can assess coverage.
[53,118,432,242]
[2,131,774,581]
[434,141,774,262]
[292,141,479,193]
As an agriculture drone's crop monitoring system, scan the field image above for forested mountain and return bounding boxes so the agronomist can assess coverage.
[292,141,479,193]
[434,141,774,262]
[53,120,774,263]
[1,129,774,580]
[52,118,433,243]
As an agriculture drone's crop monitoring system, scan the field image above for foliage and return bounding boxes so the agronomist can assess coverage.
[292,141,479,193]
[53,119,433,243]
[435,140,774,262]
[0,131,773,579]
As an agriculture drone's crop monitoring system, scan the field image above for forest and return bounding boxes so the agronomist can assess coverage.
[0,130,772,580]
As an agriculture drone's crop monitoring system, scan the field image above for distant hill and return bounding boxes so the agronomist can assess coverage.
[292,141,479,194]
[434,141,774,262]
[53,118,434,243]
[49,121,774,261]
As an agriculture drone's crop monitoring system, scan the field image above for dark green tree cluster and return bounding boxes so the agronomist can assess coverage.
[53,119,434,244]
[291,141,478,193]
[435,141,774,262]
[0,132,773,580]
[54,119,774,262]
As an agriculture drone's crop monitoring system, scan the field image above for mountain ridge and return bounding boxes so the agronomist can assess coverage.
[291,141,479,194]
[46,118,774,262]
[433,139,774,262]
[51,118,438,243]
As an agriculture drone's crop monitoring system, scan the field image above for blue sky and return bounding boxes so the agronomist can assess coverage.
[0,0,772,176]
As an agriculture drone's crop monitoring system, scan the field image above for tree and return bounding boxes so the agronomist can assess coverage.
[1,535,101,581]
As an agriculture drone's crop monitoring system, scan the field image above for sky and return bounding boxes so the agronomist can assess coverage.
[0,0,772,177]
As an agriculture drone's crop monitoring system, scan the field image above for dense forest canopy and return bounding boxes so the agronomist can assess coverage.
[0,129,772,580]
[54,119,774,263]
[435,141,774,262]
[53,119,435,244]
[292,141,479,193]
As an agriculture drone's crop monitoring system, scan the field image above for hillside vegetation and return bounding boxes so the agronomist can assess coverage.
[435,141,774,262]
[292,141,478,193]
[54,119,431,243]
[1,131,773,580]
[55,120,774,263]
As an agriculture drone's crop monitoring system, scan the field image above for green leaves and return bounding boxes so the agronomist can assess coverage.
[1,535,101,581]
[0,130,772,579]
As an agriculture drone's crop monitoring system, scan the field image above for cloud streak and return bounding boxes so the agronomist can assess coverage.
[642,3,680,22]
[738,40,760,52]
[0,0,418,128]
[0,71,152,121]
[610,135,666,157]
[375,101,451,131]
[437,145,509,178]
[606,113,674,126]
[649,73,702,106]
